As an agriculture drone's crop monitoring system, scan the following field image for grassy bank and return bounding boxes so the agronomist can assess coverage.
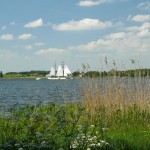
[0,77,150,150]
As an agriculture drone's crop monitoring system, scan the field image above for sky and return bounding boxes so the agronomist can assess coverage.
[0,0,150,73]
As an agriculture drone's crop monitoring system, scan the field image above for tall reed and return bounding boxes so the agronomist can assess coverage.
[81,59,150,125]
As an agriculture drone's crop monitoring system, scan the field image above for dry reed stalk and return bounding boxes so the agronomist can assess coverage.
[81,76,150,121]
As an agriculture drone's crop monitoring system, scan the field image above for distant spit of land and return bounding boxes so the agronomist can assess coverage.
[0,68,150,78]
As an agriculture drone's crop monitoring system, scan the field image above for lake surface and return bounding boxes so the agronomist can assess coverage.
[0,78,81,113]
[0,77,150,113]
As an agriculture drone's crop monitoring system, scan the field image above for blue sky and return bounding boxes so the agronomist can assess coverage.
[0,0,150,73]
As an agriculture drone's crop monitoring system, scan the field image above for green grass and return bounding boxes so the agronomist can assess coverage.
[0,101,149,150]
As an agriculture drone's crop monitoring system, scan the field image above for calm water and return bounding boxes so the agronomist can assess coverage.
[0,78,81,113]
[0,77,150,113]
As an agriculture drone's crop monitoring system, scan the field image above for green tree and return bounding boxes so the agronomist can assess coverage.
[72,71,80,77]
[0,71,3,78]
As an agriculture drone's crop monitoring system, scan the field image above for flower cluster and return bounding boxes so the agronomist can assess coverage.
[70,125,109,149]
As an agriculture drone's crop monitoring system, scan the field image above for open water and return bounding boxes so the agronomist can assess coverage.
[0,77,150,113]
[0,78,81,113]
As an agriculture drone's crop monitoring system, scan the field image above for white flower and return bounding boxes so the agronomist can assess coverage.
[97,142,101,146]
[100,140,105,143]
[77,125,82,130]
[93,136,97,140]
[102,128,109,131]
[90,125,95,128]
[18,148,24,150]
[82,135,86,139]
[72,143,78,148]
[90,143,96,147]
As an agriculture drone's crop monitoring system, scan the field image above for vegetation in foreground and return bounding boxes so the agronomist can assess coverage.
[0,76,150,150]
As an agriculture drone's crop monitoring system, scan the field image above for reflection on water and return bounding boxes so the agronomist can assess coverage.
[0,78,81,113]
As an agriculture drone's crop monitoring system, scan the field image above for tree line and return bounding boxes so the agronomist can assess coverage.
[83,68,150,77]
[2,71,49,78]
[1,68,150,78]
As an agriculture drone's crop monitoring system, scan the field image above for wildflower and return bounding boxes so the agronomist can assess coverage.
[72,143,78,149]
[15,143,20,147]
[102,128,109,132]
[77,125,82,130]
[74,139,78,144]
[88,138,93,141]
[90,143,96,147]
[93,136,97,140]
[100,140,106,143]
[90,125,95,128]
[18,148,24,150]
[41,141,46,144]
[81,135,86,139]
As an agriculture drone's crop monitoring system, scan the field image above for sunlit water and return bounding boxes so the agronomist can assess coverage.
[0,78,81,113]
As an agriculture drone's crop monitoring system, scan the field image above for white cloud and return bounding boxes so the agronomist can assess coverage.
[130,14,150,22]
[18,34,32,40]
[24,18,43,28]
[53,18,112,31]
[125,22,150,38]
[78,0,127,7]
[70,25,150,55]
[0,34,14,40]
[105,32,126,39]
[35,48,66,56]
[35,42,45,46]
[78,0,102,7]
[25,45,33,50]
[137,29,150,37]
[140,22,150,30]
[138,1,150,11]
[126,22,150,32]
[126,26,139,32]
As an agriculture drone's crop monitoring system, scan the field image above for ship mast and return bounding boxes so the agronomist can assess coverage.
[54,61,57,77]
[61,61,65,77]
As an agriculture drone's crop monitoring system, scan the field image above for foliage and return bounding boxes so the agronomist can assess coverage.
[72,71,80,77]
[0,71,3,78]
[83,69,150,78]
[0,98,149,150]
[4,71,49,78]
[0,103,112,150]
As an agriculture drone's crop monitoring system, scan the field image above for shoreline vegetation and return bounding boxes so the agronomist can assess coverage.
[0,75,150,149]
[0,68,150,79]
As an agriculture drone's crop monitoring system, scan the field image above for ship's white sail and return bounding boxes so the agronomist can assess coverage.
[56,65,63,76]
[50,67,55,76]
[64,65,71,76]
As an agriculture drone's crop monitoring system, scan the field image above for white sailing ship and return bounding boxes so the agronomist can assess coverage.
[46,63,72,80]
